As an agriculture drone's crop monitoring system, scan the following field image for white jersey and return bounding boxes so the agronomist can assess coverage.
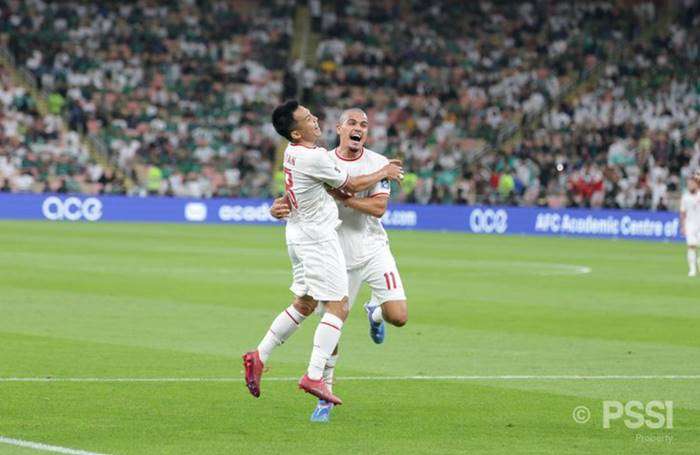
[330,147,390,269]
[681,191,700,228]
[283,143,349,245]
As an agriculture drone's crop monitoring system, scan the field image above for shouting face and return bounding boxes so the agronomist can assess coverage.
[337,109,369,152]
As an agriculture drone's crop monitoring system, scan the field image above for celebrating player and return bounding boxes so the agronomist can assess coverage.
[242,100,404,405]
[680,170,700,277]
[271,108,408,421]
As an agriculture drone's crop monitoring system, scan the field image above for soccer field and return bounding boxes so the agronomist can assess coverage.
[0,221,698,454]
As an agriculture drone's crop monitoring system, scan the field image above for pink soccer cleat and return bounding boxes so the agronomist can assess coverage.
[298,374,343,405]
[242,350,264,398]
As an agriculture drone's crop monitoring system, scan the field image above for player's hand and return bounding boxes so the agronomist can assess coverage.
[270,196,291,219]
[326,185,353,201]
[382,159,404,182]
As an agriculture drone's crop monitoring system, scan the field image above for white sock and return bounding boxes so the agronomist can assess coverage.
[371,306,384,323]
[257,305,306,364]
[368,295,384,323]
[323,353,338,392]
[307,313,344,380]
[689,250,697,273]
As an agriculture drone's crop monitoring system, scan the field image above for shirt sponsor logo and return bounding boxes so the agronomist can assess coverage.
[42,196,103,221]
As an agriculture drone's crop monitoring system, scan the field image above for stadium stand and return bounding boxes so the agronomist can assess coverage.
[2,0,292,197]
[506,1,700,210]
[1,0,698,209]
[311,0,699,208]
[0,62,123,194]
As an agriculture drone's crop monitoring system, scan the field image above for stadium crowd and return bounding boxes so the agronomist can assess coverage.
[311,0,699,209]
[1,0,698,210]
[500,0,700,210]
[0,63,123,194]
[3,0,292,198]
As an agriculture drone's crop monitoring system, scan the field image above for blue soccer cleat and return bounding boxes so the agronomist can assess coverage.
[310,399,333,422]
[364,301,385,344]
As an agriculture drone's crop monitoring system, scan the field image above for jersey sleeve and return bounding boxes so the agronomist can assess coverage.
[306,151,349,189]
[369,178,391,197]
[369,156,390,197]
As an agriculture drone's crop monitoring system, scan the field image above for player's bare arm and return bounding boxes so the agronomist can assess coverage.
[343,193,389,218]
[681,210,686,236]
[325,185,353,201]
[342,159,403,193]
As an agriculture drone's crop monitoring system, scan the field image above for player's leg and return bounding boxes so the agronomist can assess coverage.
[362,246,407,343]
[311,268,362,422]
[310,343,339,422]
[324,268,362,389]
[687,229,698,277]
[256,294,316,363]
[298,238,348,404]
[243,244,317,398]
[378,299,408,327]
[688,246,697,277]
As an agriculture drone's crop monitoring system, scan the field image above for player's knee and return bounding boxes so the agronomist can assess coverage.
[336,297,350,321]
[389,313,407,327]
[385,302,407,327]
[293,296,317,316]
[325,297,349,321]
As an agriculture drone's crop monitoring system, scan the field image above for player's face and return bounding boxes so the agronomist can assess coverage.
[690,178,699,192]
[337,111,369,152]
[291,106,322,143]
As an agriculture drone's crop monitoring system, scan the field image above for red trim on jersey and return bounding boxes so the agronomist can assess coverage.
[368,192,390,198]
[335,147,364,161]
[335,174,350,190]
[290,143,318,150]
[321,321,342,331]
[285,309,300,325]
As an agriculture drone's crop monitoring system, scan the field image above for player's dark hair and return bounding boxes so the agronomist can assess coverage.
[272,100,300,142]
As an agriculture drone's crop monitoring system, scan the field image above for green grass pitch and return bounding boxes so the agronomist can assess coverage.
[0,221,698,454]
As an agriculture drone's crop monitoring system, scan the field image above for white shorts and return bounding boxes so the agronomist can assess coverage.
[288,236,348,302]
[347,245,406,309]
[687,226,700,246]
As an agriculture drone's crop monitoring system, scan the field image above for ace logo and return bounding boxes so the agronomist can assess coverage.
[42,196,103,221]
[468,208,508,234]
[603,401,673,429]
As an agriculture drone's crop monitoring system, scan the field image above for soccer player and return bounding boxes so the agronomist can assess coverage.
[242,100,403,405]
[680,170,700,276]
[271,108,408,421]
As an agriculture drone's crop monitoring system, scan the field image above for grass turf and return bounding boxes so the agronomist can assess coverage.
[0,221,698,454]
